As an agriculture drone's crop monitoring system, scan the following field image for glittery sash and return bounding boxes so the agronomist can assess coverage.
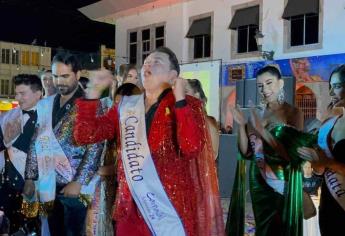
[119,94,186,236]
[318,116,345,211]
[249,134,285,195]
[35,95,100,200]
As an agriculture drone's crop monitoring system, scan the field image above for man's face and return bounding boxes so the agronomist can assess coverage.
[15,84,42,111]
[52,62,79,95]
[141,52,175,91]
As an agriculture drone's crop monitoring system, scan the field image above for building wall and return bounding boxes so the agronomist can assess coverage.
[0,41,51,98]
[112,0,344,123]
[115,0,345,64]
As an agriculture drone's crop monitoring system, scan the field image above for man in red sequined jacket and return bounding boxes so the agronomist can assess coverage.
[73,47,211,236]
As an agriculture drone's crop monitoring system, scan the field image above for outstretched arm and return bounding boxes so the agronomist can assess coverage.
[74,100,118,145]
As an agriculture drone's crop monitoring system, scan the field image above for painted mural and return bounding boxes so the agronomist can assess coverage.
[222,53,345,86]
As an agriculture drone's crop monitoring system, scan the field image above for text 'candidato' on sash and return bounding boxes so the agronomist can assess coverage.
[124,116,144,182]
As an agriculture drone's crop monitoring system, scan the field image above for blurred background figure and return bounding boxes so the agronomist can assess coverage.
[302,161,322,236]
[113,64,141,104]
[115,64,127,88]
[123,64,139,86]
[79,76,89,90]
[185,78,219,159]
[302,161,322,197]
[40,69,57,97]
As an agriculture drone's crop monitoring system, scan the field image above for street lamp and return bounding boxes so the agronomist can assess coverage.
[255,29,274,61]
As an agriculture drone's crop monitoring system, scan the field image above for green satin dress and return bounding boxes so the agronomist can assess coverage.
[226,124,316,236]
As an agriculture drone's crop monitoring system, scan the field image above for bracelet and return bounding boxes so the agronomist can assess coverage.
[255,153,264,158]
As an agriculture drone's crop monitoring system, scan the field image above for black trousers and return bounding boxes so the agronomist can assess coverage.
[48,190,87,236]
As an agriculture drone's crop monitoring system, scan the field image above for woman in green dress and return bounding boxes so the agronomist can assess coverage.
[231,66,305,236]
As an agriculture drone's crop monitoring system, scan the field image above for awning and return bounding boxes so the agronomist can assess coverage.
[282,0,319,19]
[186,17,211,38]
[228,5,259,30]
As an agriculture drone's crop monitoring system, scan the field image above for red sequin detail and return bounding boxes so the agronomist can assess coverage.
[74,92,205,236]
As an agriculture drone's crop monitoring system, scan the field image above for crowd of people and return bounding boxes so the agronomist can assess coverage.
[0,46,344,236]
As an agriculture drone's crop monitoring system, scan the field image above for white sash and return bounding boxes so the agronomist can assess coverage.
[318,116,345,211]
[119,94,186,236]
[0,107,23,148]
[35,96,59,202]
[249,134,285,195]
[0,108,28,177]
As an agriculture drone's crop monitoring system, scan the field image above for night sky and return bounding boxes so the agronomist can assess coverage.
[0,0,114,53]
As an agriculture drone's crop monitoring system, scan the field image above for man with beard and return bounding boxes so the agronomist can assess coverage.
[23,52,104,236]
[0,74,42,234]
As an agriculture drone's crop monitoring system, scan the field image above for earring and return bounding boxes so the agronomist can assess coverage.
[277,88,285,105]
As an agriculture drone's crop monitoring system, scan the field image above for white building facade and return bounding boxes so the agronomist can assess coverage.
[81,0,345,123]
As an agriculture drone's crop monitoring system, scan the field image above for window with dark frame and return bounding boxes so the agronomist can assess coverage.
[11,50,19,65]
[290,13,319,46]
[1,49,10,64]
[228,5,259,55]
[142,29,151,63]
[0,79,9,96]
[193,34,211,59]
[237,25,259,53]
[128,24,165,65]
[129,31,137,64]
[155,26,165,48]
[186,16,211,59]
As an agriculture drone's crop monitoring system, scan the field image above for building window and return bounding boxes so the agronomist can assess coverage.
[290,13,319,46]
[1,49,10,64]
[282,0,320,49]
[31,52,39,66]
[12,50,19,65]
[229,5,259,55]
[142,29,151,63]
[155,26,165,48]
[237,25,258,53]
[186,16,211,59]
[21,51,30,65]
[128,24,165,65]
[0,79,10,96]
[129,32,137,64]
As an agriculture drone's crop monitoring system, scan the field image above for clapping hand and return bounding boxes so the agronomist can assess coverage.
[230,104,247,126]
[249,108,279,149]
[297,146,328,163]
[297,146,328,173]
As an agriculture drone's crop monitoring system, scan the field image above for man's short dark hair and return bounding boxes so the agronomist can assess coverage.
[152,47,180,76]
[13,74,43,92]
[256,65,282,80]
[52,52,81,73]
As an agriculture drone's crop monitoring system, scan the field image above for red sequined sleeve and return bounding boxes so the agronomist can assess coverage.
[74,98,118,145]
[175,98,205,159]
